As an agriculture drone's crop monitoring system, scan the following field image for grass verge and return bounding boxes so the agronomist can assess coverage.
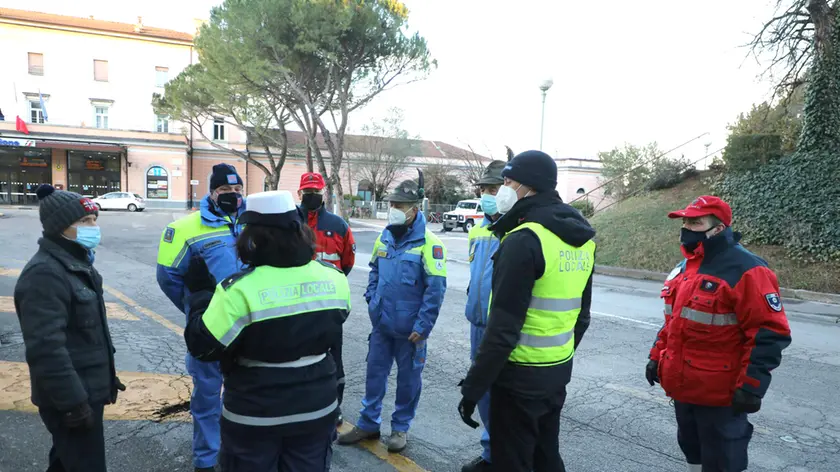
[589,174,840,293]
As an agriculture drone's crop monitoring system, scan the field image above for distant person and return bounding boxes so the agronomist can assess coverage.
[647,196,792,472]
[458,150,595,472]
[156,163,246,472]
[338,176,447,453]
[183,190,349,472]
[460,159,507,472]
[297,172,356,425]
[15,184,125,472]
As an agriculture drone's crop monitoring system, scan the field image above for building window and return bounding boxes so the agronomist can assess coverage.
[94,60,109,82]
[155,66,169,87]
[29,100,45,124]
[576,188,586,195]
[146,166,169,199]
[156,115,169,133]
[213,118,225,141]
[94,106,109,129]
[28,53,44,75]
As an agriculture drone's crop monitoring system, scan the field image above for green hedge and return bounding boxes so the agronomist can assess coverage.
[570,199,595,218]
[722,134,784,171]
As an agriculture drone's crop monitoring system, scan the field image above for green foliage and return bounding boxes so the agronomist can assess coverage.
[570,199,594,218]
[597,142,661,198]
[714,6,840,263]
[722,134,784,171]
[725,88,803,156]
[646,155,696,191]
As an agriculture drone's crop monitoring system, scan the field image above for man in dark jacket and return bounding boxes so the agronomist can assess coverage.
[458,151,595,472]
[14,184,124,472]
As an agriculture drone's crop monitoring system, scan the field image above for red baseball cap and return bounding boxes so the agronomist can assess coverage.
[299,172,325,191]
[667,195,732,227]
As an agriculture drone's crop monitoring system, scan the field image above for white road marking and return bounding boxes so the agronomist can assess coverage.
[591,311,661,329]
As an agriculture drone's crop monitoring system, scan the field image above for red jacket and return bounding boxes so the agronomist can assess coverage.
[649,228,791,407]
[305,206,355,276]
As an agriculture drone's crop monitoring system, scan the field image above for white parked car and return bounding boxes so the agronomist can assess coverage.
[91,192,146,212]
[442,198,484,232]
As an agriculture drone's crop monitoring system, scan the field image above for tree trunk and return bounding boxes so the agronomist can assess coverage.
[305,145,313,173]
[267,171,280,191]
[798,2,840,151]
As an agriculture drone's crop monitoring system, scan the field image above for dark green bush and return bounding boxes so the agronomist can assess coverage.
[722,134,784,171]
[570,199,595,218]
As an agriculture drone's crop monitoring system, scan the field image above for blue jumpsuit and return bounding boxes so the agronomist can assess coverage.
[465,217,499,462]
[156,195,245,469]
[358,212,447,433]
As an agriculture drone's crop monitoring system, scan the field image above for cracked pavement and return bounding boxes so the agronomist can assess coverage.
[1,209,838,471]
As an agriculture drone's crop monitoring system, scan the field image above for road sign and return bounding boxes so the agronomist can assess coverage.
[190,180,199,186]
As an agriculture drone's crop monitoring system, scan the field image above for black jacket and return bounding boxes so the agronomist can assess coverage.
[461,191,596,401]
[184,251,347,436]
[14,236,118,411]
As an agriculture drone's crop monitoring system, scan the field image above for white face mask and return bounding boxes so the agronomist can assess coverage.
[495,184,522,214]
[388,207,411,226]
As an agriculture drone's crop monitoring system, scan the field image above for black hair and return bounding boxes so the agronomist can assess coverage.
[236,223,316,268]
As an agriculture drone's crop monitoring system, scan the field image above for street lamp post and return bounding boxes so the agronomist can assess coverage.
[539,79,554,151]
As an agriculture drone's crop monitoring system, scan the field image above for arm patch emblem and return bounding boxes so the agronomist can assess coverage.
[765,292,783,312]
[432,245,444,260]
[163,227,175,243]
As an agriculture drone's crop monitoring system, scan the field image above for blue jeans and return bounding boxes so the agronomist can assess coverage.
[470,324,491,462]
[674,401,753,472]
[357,329,427,433]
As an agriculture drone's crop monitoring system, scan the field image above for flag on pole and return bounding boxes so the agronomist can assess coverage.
[16,116,30,134]
[39,90,48,122]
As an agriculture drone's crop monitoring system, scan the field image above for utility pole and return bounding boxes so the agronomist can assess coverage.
[539,79,554,151]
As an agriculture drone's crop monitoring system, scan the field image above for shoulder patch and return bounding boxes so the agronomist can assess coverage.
[432,245,444,260]
[316,259,343,273]
[699,279,719,293]
[221,267,255,290]
[764,292,783,312]
[665,262,684,281]
[163,227,175,243]
[351,243,356,253]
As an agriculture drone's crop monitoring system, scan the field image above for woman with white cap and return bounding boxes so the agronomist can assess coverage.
[183,190,351,471]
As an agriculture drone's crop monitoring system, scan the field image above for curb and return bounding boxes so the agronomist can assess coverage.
[595,265,840,305]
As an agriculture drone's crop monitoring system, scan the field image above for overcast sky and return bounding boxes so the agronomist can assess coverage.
[4,0,783,162]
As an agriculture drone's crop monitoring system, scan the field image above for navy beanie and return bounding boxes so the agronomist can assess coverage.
[501,150,557,193]
[209,163,243,191]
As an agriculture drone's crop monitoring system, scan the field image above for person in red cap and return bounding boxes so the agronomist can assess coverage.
[298,171,356,425]
[647,195,792,472]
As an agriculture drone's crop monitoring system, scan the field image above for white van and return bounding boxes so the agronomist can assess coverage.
[442,198,484,232]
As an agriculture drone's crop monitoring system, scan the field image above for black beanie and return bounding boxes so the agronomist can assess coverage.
[209,163,243,191]
[501,150,557,193]
[36,184,99,236]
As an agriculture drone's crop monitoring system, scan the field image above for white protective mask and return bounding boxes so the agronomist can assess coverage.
[388,207,408,226]
[495,184,522,214]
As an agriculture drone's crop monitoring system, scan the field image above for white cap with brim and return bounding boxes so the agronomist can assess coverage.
[239,190,303,229]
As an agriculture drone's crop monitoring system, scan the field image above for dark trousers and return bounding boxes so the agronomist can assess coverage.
[220,419,336,472]
[489,384,567,472]
[674,401,753,472]
[332,336,345,407]
[38,403,107,472]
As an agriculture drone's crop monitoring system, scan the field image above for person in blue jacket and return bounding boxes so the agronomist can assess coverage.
[155,163,245,472]
[461,158,508,472]
[338,175,447,453]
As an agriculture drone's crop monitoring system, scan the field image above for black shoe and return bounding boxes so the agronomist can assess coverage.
[461,456,491,472]
[336,413,344,426]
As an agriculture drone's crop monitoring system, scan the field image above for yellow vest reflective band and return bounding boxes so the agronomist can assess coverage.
[496,221,595,367]
[202,261,352,347]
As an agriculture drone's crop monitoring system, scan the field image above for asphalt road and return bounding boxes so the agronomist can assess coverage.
[1,208,839,472]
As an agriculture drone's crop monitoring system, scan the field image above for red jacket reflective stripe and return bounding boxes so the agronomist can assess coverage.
[649,229,791,407]
[305,206,355,276]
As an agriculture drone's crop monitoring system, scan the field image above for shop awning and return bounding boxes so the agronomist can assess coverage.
[35,140,124,153]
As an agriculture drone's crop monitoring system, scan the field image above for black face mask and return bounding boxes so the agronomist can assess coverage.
[680,228,708,252]
[301,193,323,212]
[216,192,241,214]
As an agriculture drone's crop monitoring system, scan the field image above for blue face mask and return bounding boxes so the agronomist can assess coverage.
[75,226,101,250]
[480,193,498,216]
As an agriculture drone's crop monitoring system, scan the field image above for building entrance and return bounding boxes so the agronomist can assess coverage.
[0,147,53,205]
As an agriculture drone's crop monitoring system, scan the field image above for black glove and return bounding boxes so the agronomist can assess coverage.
[184,256,217,293]
[61,402,95,430]
[732,388,761,414]
[645,360,659,386]
[111,377,127,403]
[458,397,480,429]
